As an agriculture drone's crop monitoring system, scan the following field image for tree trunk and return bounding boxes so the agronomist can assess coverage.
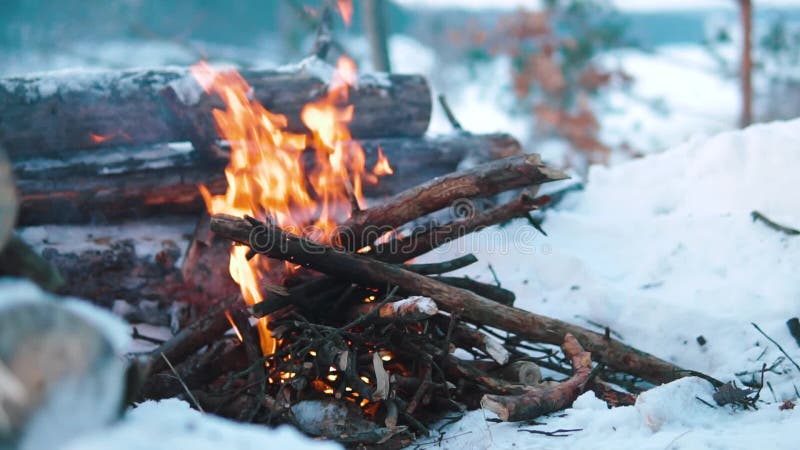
[362,0,392,72]
[739,0,754,127]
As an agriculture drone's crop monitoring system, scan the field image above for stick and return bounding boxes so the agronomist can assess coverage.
[402,254,478,275]
[338,154,568,250]
[161,353,205,413]
[751,211,800,236]
[210,215,684,384]
[751,322,800,372]
[370,190,543,263]
[346,296,439,323]
[433,276,515,306]
[480,333,592,421]
[147,296,237,374]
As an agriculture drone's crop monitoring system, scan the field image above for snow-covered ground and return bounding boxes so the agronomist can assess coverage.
[415,118,800,449]
[8,108,798,450]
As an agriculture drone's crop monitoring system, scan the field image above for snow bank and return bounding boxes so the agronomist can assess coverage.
[427,118,800,448]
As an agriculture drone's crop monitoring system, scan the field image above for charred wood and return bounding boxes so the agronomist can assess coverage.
[211,214,686,385]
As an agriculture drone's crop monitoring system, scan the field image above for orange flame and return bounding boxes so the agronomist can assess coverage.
[191,57,379,356]
[372,147,394,176]
[337,0,353,26]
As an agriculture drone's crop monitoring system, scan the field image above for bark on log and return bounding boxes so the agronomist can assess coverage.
[14,134,520,225]
[480,333,592,421]
[346,296,439,323]
[210,215,685,385]
[339,154,567,250]
[370,190,541,263]
[0,64,431,156]
[0,147,17,250]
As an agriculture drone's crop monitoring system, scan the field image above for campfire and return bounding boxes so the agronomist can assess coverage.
[1,14,690,449]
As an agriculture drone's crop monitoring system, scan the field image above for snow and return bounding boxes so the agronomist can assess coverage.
[420,118,800,448]
[63,399,341,450]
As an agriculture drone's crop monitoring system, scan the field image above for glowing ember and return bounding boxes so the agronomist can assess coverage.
[337,0,353,26]
[88,131,130,144]
[191,55,391,357]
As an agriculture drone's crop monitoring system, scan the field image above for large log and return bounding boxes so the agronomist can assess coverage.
[0,63,431,157]
[210,214,687,385]
[13,134,521,225]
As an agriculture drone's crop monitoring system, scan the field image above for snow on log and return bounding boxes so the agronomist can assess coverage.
[0,63,431,157]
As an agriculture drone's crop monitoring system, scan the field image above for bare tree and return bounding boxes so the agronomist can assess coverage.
[737,0,754,127]
[362,0,392,72]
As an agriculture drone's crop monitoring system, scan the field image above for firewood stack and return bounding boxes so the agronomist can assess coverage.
[1,59,686,448]
[1,63,521,225]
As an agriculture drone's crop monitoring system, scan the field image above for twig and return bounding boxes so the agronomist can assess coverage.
[751,322,800,372]
[488,264,501,288]
[161,352,204,413]
[517,428,582,437]
[132,327,166,345]
[695,396,716,409]
[403,254,478,275]
[438,94,465,132]
[751,211,800,236]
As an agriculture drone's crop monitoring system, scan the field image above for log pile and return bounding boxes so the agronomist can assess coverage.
[132,155,684,448]
[1,61,523,225]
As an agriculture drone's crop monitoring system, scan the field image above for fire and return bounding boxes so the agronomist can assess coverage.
[372,147,394,176]
[337,0,353,26]
[191,56,389,356]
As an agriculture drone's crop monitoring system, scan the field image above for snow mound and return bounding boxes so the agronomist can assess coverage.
[426,118,800,448]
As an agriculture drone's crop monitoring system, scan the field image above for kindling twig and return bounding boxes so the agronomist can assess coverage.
[751,211,800,236]
[438,94,465,132]
[161,352,204,413]
[751,322,800,372]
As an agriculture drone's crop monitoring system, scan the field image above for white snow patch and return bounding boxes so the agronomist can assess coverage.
[62,399,341,450]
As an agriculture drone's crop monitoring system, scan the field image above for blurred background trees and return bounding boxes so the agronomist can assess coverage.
[3,0,800,171]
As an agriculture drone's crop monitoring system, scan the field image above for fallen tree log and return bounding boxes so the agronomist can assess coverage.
[210,214,687,385]
[0,63,431,157]
[14,133,520,225]
[480,333,592,421]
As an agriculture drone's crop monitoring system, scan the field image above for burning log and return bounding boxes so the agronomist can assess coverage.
[210,214,685,385]
[0,64,431,157]
[13,133,520,225]
[480,333,592,422]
